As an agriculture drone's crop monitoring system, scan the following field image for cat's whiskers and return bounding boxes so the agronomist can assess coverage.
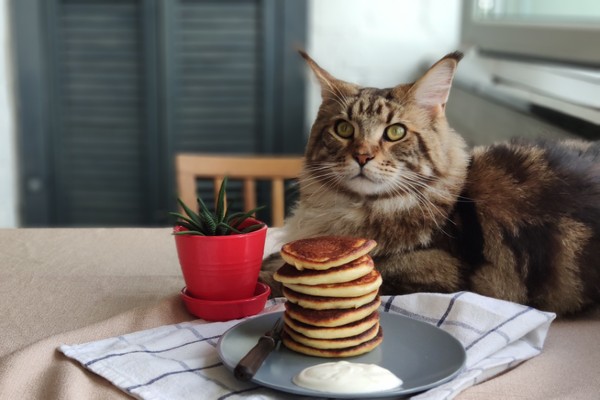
[402,178,453,221]
[302,164,340,186]
[301,168,343,201]
[385,181,429,228]
[407,182,449,221]
[401,170,459,203]
[309,175,344,210]
[391,180,440,228]
[300,173,335,193]
[391,178,455,236]
[303,176,337,196]
[303,163,339,173]
[302,162,348,210]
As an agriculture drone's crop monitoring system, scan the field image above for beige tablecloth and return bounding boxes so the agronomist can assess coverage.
[0,228,599,399]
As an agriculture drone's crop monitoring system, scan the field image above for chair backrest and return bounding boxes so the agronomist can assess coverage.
[175,153,304,227]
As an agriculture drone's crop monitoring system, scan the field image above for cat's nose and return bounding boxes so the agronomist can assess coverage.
[354,154,374,167]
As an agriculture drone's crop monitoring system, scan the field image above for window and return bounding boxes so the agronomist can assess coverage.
[461,0,600,66]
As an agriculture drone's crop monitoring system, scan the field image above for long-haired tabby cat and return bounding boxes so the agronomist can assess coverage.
[261,51,600,315]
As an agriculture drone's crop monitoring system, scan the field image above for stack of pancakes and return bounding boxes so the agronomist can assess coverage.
[274,236,383,357]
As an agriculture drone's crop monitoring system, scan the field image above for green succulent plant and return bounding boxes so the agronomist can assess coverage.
[170,177,265,236]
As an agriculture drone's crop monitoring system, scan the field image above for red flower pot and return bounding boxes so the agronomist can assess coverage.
[173,219,267,301]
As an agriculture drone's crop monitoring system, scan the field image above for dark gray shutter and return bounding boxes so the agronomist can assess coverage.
[169,0,261,153]
[49,0,150,225]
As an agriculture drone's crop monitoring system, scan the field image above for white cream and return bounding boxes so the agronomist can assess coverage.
[292,361,402,394]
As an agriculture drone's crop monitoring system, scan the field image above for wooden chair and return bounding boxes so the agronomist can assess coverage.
[175,153,304,227]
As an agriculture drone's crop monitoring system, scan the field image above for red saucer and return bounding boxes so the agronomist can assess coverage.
[180,282,271,321]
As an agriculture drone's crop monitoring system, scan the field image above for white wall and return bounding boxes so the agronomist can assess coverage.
[305,0,462,127]
[0,0,462,227]
[0,0,17,228]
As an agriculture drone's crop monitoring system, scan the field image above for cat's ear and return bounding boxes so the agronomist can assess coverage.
[402,51,463,115]
[299,50,359,100]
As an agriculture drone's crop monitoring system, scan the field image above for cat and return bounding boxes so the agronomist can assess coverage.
[260,51,600,315]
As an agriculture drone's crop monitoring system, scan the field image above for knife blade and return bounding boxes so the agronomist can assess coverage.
[234,317,284,381]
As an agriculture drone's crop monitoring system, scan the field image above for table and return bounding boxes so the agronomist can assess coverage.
[1,228,599,399]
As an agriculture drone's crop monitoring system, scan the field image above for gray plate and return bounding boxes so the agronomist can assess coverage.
[217,311,466,398]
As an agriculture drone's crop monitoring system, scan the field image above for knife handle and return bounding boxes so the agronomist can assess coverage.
[234,336,276,381]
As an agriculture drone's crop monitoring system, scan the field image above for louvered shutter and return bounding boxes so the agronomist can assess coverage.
[169,0,261,153]
[50,0,150,225]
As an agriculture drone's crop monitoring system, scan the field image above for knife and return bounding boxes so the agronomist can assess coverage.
[234,317,284,381]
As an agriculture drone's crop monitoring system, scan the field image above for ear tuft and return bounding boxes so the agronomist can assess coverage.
[409,51,462,113]
[298,50,358,101]
[443,51,464,63]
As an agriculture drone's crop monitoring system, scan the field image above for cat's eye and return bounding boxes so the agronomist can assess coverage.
[384,124,407,141]
[334,120,354,138]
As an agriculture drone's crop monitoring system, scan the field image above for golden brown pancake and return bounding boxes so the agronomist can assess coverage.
[283,322,379,350]
[283,269,382,298]
[273,255,374,285]
[284,298,381,327]
[281,236,377,270]
[277,236,382,358]
[283,287,379,310]
[282,326,383,357]
[283,312,379,339]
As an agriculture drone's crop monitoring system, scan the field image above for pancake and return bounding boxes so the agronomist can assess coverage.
[281,326,383,358]
[273,255,374,285]
[281,236,377,270]
[283,287,379,310]
[283,311,379,339]
[283,269,382,298]
[284,298,381,327]
[283,322,379,350]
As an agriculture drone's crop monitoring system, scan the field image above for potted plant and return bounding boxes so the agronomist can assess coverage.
[170,177,268,301]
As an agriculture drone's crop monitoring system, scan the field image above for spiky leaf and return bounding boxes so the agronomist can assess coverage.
[173,230,206,236]
[229,206,265,229]
[168,212,200,229]
[215,177,228,223]
[177,198,203,226]
[241,223,265,233]
[175,220,199,232]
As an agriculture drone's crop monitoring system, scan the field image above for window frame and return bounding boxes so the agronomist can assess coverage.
[461,0,600,67]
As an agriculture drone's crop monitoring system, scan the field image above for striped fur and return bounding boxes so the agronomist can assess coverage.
[261,52,600,315]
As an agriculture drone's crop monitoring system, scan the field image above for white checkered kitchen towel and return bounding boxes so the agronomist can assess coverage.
[59,292,555,400]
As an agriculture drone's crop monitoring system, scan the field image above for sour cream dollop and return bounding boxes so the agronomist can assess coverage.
[292,361,403,394]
